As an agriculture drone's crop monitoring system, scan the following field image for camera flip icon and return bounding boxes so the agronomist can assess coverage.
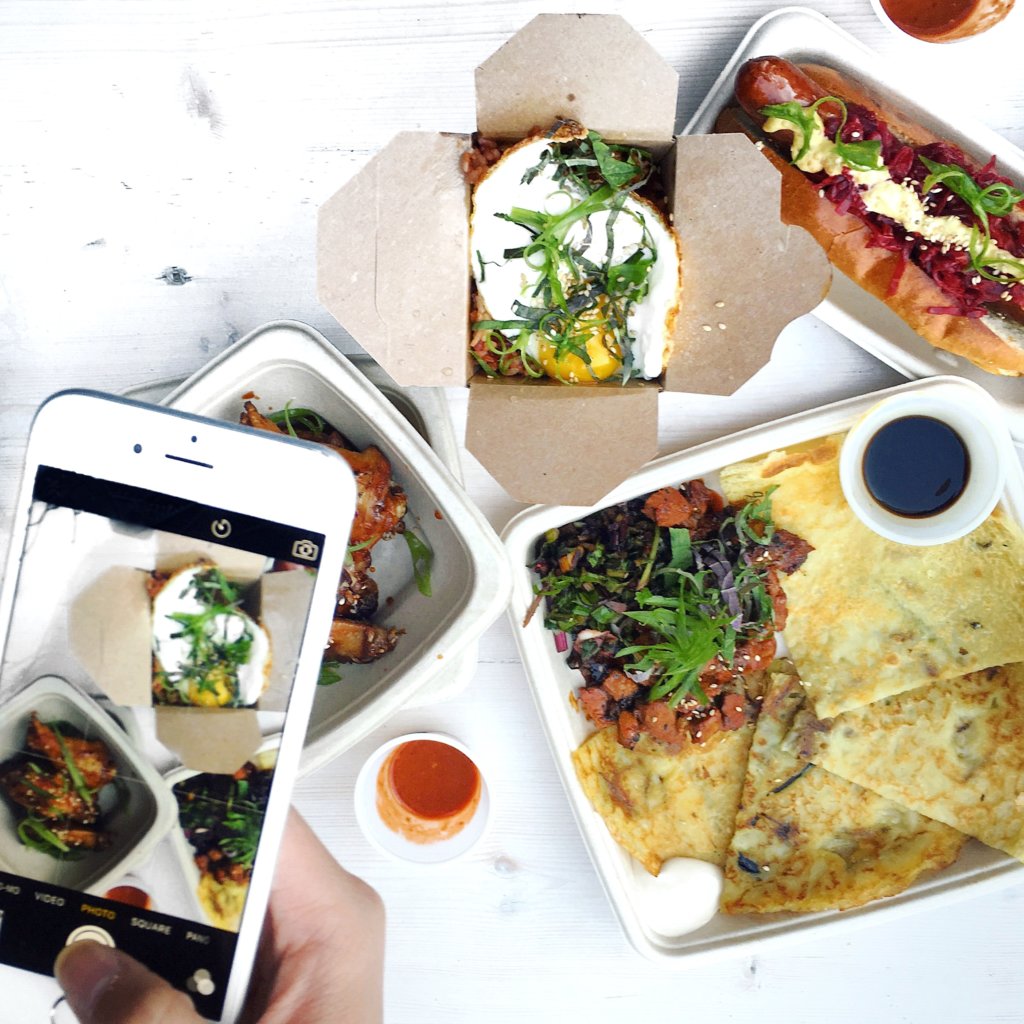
[291,538,319,562]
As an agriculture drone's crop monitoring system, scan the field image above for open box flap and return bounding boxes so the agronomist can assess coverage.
[465,378,659,506]
[664,134,831,394]
[476,14,678,146]
[155,708,263,776]
[317,131,472,388]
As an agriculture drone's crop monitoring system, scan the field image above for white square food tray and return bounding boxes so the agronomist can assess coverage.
[0,676,178,895]
[148,321,511,777]
[685,6,1024,442]
[122,330,473,713]
[502,376,1024,965]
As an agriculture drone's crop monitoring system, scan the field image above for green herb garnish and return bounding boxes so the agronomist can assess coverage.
[402,529,433,597]
[268,403,328,439]
[17,817,72,857]
[51,724,94,807]
[920,156,1024,281]
[318,661,344,687]
[761,96,883,171]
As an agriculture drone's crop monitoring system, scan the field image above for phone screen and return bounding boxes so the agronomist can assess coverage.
[0,465,328,1020]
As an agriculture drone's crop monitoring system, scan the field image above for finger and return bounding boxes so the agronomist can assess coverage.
[55,941,204,1024]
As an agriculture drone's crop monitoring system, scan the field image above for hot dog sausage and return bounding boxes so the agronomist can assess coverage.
[735,56,826,123]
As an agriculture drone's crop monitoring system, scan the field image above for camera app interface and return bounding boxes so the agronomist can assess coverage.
[0,467,326,1020]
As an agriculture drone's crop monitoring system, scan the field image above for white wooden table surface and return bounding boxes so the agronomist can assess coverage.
[3,2,1024,1022]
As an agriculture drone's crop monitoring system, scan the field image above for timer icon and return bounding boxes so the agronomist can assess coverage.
[210,518,232,540]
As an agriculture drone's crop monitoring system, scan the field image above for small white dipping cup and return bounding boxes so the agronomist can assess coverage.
[354,732,491,865]
[839,387,1014,546]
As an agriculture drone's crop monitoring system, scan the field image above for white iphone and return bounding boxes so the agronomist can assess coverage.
[0,390,355,1023]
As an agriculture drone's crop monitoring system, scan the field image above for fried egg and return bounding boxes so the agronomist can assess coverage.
[152,564,271,707]
[470,127,681,382]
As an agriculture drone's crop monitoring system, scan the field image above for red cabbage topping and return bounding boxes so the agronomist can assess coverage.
[814,103,1024,318]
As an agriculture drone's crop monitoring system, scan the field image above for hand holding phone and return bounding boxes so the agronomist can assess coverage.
[0,391,356,1023]
[55,811,385,1024]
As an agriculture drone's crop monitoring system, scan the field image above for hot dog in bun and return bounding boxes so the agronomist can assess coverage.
[718,57,1024,376]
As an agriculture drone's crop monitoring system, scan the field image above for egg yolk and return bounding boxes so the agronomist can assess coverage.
[187,665,235,707]
[538,327,623,384]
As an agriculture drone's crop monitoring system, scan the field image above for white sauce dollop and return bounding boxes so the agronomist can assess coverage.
[631,857,723,937]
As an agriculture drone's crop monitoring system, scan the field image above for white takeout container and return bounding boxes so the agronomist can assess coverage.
[164,738,280,928]
[685,6,1024,443]
[160,321,512,776]
[353,731,491,865]
[501,376,1024,965]
[839,384,1014,544]
[123,351,473,713]
[0,676,178,895]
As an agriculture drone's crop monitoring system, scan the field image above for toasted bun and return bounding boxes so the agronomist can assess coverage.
[720,63,1024,377]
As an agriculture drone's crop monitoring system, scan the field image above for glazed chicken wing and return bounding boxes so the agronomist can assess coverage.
[27,714,117,790]
[1,763,99,825]
[326,618,401,664]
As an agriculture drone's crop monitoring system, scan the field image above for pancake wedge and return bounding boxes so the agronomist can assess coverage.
[720,435,1024,716]
[572,722,755,875]
[794,662,1024,861]
[721,675,965,914]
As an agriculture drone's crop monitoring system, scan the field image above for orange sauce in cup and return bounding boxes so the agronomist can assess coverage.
[376,739,481,844]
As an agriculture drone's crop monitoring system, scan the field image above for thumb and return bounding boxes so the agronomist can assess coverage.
[55,941,205,1024]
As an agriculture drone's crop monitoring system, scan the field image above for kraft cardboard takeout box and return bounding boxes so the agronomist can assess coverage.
[68,549,314,775]
[318,14,830,505]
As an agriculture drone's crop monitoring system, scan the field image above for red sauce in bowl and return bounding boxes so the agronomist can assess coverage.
[376,739,482,844]
[104,885,152,909]
[879,0,1014,39]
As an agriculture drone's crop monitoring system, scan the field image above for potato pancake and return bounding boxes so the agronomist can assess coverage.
[721,674,965,914]
[720,435,1024,717]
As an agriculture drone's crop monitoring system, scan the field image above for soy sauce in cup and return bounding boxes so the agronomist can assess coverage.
[863,415,970,517]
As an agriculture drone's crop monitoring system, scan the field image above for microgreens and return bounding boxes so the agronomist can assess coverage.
[162,567,254,705]
[535,486,783,709]
[617,579,735,707]
[472,130,659,382]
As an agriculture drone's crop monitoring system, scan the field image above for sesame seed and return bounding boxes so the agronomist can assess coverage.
[695,731,703,738]
[718,323,728,330]
[1002,290,1013,300]
[715,300,725,308]
[818,188,825,198]
[702,324,712,332]
[754,656,761,662]
[972,275,981,285]
[850,131,860,139]
[762,865,771,872]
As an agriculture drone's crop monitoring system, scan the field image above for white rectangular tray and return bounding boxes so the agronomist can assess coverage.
[152,321,511,777]
[685,6,1024,442]
[501,376,1024,965]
